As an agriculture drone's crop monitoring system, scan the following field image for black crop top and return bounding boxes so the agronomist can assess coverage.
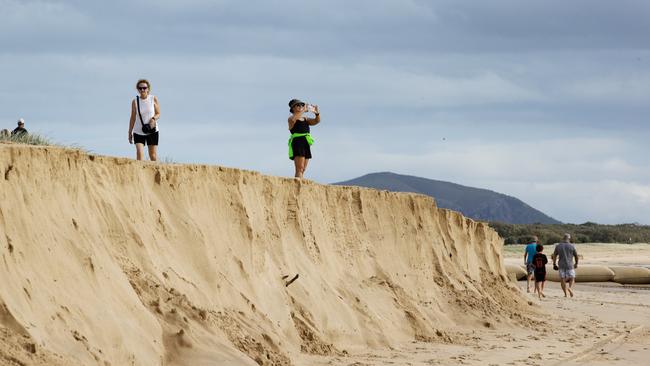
[290,118,310,134]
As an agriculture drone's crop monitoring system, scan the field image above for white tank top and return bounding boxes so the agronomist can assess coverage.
[133,95,158,135]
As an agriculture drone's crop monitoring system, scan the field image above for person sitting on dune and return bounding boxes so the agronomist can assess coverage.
[11,118,28,136]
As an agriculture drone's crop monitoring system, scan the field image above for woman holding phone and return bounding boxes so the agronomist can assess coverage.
[128,79,161,161]
[287,99,320,178]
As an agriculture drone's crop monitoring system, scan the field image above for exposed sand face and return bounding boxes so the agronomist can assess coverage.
[3,145,647,366]
[0,145,531,366]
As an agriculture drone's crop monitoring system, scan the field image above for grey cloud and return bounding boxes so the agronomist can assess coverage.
[496,180,650,225]
[3,0,649,56]
[1,0,649,224]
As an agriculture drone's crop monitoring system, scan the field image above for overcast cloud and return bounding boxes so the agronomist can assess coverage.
[1,0,648,224]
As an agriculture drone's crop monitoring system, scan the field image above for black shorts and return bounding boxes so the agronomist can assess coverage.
[133,132,159,146]
[290,136,311,160]
[534,271,546,283]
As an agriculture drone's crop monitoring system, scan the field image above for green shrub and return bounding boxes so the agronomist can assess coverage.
[490,221,650,244]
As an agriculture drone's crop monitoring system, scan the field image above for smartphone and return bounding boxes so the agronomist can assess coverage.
[306,104,315,113]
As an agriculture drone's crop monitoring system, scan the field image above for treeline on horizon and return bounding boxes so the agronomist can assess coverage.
[489,222,650,245]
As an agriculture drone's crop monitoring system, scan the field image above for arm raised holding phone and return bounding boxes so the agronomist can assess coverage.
[306,104,320,126]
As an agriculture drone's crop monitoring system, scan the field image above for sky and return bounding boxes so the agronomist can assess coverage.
[1,0,649,224]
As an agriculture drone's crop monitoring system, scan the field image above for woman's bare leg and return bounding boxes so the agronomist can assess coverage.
[135,143,145,160]
[148,145,158,161]
[294,156,305,178]
[303,158,309,176]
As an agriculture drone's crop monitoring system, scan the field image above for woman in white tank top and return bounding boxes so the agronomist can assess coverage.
[128,79,161,161]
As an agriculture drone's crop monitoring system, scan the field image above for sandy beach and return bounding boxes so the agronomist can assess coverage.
[301,244,650,365]
[301,282,650,366]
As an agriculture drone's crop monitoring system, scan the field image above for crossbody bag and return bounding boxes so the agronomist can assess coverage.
[136,96,156,134]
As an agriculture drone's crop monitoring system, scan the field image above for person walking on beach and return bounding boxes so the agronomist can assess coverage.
[532,244,548,299]
[552,233,579,297]
[523,236,539,293]
[11,118,28,136]
[287,99,320,178]
[128,79,160,161]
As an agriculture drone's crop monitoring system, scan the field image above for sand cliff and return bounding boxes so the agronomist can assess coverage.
[0,145,529,365]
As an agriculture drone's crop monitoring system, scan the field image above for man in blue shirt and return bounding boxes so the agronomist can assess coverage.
[523,236,539,293]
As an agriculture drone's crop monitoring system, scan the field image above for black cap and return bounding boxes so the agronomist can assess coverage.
[288,99,305,109]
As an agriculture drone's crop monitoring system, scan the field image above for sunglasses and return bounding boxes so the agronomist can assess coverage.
[296,103,305,107]
[138,86,148,91]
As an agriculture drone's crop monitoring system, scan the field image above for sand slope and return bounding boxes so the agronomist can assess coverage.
[0,145,529,365]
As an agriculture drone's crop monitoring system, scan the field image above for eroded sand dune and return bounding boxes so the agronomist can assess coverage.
[0,145,529,365]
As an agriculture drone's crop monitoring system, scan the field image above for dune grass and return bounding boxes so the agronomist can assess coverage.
[0,131,56,145]
[0,131,87,152]
[1,132,177,164]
